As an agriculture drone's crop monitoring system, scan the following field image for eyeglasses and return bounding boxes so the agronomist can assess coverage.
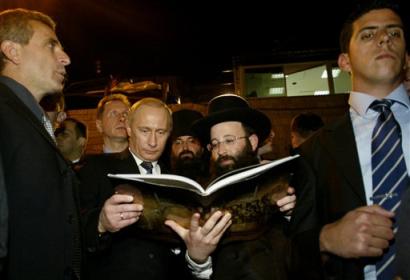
[209,135,248,151]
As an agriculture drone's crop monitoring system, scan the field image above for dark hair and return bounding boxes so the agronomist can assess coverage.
[56,117,87,139]
[339,0,405,53]
[291,112,324,138]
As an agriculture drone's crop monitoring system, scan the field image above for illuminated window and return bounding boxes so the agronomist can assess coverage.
[269,87,284,95]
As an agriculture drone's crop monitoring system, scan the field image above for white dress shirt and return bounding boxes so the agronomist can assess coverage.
[349,84,410,280]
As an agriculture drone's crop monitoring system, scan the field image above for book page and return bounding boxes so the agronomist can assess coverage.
[107,173,206,195]
[205,154,299,196]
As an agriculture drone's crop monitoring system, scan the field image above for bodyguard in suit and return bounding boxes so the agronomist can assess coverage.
[297,1,410,279]
[0,8,81,280]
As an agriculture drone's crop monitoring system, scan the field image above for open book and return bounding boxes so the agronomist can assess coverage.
[108,154,299,243]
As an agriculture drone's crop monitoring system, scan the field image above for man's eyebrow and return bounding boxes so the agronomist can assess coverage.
[358,24,404,33]
[46,37,63,48]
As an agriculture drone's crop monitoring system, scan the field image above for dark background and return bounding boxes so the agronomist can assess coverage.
[1,0,409,101]
[0,1,356,78]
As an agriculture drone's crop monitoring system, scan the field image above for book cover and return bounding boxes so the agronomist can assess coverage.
[108,154,299,243]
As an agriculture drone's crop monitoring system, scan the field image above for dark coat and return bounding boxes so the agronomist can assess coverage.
[78,149,190,280]
[0,81,81,280]
[299,113,369,279]
[0,151,7,274]
[396,187,410,278]
[211,164,323,280]
[212,219,292,280]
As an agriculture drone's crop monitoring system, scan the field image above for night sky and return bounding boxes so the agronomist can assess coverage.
[1,0,409,83]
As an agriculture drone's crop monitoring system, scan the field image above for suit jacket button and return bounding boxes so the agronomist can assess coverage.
[148,253,155,259]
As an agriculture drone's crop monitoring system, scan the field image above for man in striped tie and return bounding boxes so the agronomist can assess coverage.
[296,1,410,279]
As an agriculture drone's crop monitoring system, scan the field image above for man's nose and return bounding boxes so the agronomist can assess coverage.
[58,49,71,66]
[148,132,157,147]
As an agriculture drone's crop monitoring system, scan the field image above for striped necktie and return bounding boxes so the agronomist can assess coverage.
[370,99,409,279]
[140,161,153,174]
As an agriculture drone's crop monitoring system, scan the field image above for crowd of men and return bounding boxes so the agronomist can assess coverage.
[1,1,410,279]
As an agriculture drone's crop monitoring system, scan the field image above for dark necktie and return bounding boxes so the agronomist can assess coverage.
[140,161,153,174]
[370,99,409,278]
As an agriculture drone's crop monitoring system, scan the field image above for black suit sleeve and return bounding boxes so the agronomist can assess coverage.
[288,156,323,280]
[77,155,115,253]
[0,152,7,273]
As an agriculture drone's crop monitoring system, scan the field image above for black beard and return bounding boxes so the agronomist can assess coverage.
[171,153,208,181]
[211,141,259,178]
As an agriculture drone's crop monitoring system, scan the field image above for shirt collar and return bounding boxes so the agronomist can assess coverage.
[0,75,44,121]
[348,83,410,116]
[128,148,158,169]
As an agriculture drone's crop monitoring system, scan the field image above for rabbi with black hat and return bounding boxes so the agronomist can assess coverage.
[166,94,302,280]
[169,109,210,185]
[193,94,272,178]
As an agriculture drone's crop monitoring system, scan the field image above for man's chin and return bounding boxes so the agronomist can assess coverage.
[219,162,236,172]
[113,131,128,138]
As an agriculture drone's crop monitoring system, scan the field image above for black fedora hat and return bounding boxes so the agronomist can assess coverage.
[192,94,271,143]
[171,109,204,140]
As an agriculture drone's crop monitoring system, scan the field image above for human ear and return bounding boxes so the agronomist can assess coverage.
[0,40,21,65]
[95,119,103,133]
[249,134,259,152]
[338,53,351,73]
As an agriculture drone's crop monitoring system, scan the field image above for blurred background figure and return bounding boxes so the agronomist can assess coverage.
[257,129,275,161]
[290,112,324,150]
[95,93,131,153]
[39,91,66,130]
[55,118,88,165]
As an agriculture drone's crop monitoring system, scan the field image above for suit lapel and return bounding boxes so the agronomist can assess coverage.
[0,83,65,159]
[114,149,167,174]
[321,113,367,204]
[115,149,141,174]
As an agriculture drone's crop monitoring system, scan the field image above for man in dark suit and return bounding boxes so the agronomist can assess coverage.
[78,98,231,280]
[297,1,410,279]
[0,8,81,280]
